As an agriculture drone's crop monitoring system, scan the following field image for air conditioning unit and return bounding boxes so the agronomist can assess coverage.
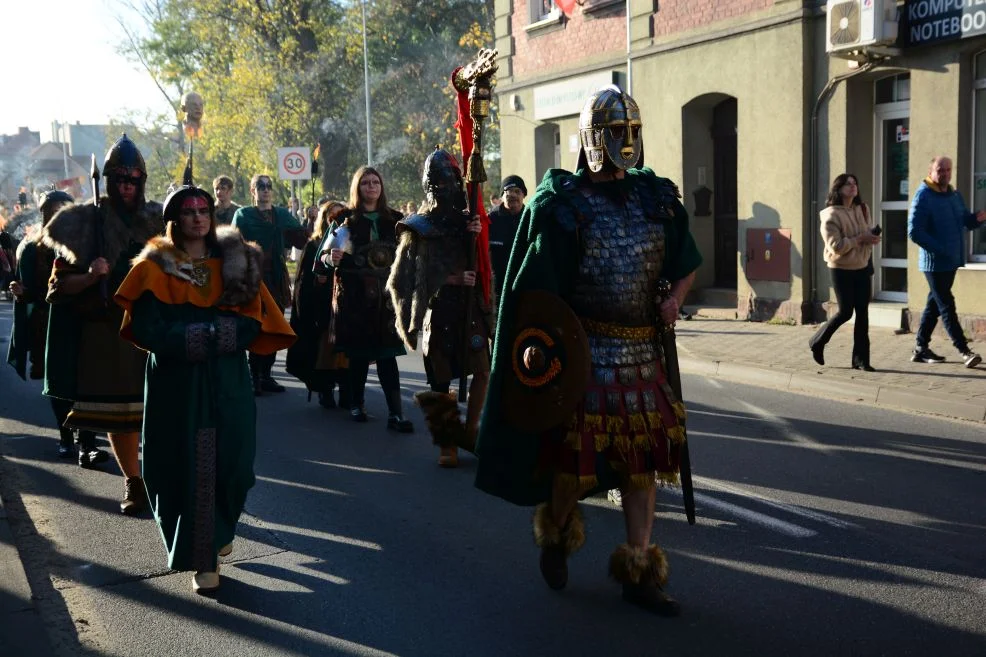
[826,0,899,58]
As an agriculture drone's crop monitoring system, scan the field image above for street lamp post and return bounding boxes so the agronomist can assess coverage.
[361,0,373,165]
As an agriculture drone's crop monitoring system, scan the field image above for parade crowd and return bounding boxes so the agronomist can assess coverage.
[4,55,982,619]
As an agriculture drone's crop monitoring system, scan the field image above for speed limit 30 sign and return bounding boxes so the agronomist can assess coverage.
[277,147,311,180]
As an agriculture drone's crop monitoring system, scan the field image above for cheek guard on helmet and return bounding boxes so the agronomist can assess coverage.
[577,85,643,173]
[422,147,467,212]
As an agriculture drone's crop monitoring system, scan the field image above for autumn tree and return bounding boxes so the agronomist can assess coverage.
[116,0,496,208]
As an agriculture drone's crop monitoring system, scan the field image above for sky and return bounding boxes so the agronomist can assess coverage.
[1,0,170,140]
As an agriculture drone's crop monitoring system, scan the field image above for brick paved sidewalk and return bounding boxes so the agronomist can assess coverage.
[674,317,986,423]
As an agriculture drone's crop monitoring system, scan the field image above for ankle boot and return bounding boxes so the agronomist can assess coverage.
[533,503,586,591]
[609,544,680,617]
[438,445,458,468]
[385,390,413,433]
[261,364,285,393]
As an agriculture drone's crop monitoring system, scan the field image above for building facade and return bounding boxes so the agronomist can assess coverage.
[495,0,986,339]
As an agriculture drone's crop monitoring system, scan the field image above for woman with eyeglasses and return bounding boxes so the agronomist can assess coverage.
[232,174,308,395]
[320,166,414,432]
[115,182,295,594]
[809,173,881,371]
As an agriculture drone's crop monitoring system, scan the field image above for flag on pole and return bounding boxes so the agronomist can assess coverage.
[556,0,578,16]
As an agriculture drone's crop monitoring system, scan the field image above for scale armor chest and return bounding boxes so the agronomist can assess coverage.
[569,189,666,366]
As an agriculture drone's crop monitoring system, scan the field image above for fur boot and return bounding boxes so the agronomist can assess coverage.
[609,543,680,617]
[414,391,467,448]
[533,503,586,591]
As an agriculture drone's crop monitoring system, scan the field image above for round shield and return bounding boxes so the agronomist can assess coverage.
[502,290,590,433]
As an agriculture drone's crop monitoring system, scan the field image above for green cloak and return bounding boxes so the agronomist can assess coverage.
[231,205,303,304]
[474,167,702,507]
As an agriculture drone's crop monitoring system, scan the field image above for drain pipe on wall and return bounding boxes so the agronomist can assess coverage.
[808,61,875,321]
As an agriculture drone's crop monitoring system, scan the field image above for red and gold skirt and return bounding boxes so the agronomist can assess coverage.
[542,358,686,495]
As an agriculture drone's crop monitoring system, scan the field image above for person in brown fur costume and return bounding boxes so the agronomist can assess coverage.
[387,147,491,467]
[42,134,164,515]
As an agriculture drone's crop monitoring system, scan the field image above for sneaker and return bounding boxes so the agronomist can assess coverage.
[78,448,110,469]
[961,351,982,368]
[607,488,623,507]
[911,348,946,363]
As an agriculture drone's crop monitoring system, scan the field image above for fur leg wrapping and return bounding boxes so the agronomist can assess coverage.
[533,504,586,556]
[609,544,669,588]
[414,391,466,448]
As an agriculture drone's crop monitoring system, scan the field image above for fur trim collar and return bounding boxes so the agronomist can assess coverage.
[41,198,164,268]
[132,225,264,307]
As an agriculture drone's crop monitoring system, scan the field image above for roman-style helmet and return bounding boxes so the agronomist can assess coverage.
[422,146,466,212]
[576,85,643,173]
[103,133,148,202]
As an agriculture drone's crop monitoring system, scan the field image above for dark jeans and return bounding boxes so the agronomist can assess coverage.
[916,270,968,352]
[349,357,403,414]
[809,267,871,365]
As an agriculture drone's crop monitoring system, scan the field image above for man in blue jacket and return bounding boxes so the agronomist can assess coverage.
[907,156,986,368]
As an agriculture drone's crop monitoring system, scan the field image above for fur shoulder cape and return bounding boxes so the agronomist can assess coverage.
[129,225,264,308]
[114,225,295,356]
[41,197,164,270]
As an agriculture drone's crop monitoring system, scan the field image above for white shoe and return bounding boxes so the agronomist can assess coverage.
[192,564,221,594]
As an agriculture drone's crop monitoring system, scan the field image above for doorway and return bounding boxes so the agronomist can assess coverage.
[712,98,738,288]
[874,100,909,302]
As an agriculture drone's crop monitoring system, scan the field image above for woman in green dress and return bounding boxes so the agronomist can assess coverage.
[115,184,295,594]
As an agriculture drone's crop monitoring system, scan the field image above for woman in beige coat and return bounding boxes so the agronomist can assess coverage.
[808,173,881,371]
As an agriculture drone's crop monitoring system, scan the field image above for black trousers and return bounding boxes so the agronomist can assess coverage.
[810,267,872,365]
[50,397,96,449]
[348,357,403,414]
[248,352,278,377]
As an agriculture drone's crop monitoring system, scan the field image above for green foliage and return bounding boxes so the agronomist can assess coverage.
[117,0,497,209]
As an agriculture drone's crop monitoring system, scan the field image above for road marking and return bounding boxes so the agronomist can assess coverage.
[305,460,404,475]
[738,400,834,453]
[696,476,858,529]
[661,487,817,538]
[255,475,350,497]
[261,521,383,551]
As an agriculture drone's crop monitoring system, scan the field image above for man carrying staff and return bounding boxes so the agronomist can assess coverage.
[232,174,308,395]
[475,86,701,616]
[387,147,491,467]
[43,135,164,513]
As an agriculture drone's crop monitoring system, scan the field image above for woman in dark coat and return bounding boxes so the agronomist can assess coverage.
[286,200,350,408]
[320,166,413,432]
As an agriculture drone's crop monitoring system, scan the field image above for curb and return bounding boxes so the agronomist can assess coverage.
[680,357,986,423]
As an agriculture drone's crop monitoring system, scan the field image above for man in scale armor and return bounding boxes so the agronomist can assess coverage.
[474,86,702,616]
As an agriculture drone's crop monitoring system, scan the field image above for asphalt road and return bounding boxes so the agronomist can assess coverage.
[1,304,984,657]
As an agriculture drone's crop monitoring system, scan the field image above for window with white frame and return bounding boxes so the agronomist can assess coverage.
[531,0,559,23]
[971,52,986,262]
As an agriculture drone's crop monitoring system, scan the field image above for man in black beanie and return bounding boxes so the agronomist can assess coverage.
[487,175,526,302]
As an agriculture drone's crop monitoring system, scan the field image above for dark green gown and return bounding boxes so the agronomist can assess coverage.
[129,294,260,572]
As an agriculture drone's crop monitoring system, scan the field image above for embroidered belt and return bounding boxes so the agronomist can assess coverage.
[579,317,656,340]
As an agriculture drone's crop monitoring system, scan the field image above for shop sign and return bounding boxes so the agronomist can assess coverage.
[533,71,622,121]
[899,0,986,47]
